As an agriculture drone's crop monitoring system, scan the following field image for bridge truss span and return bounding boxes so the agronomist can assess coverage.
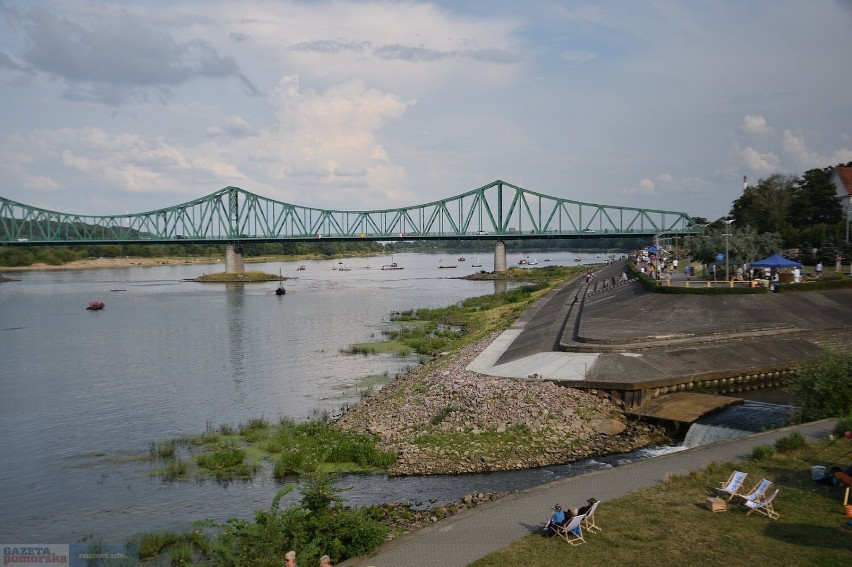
[1,180,700,244]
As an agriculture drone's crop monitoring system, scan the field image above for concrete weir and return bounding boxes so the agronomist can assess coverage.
[468,260,852,416]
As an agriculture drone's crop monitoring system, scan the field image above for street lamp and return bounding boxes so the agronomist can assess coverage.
[722,218,735,281]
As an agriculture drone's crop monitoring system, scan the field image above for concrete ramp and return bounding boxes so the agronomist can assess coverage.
[625,392,743,423]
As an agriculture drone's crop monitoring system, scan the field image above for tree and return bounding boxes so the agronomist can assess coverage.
[729,173,797,233]
[683,226,781,266]
[788,167,842,227]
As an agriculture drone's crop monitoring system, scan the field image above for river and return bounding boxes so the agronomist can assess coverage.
[0,250,776,544]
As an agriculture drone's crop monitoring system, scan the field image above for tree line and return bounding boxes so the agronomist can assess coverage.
[685,163,851,265]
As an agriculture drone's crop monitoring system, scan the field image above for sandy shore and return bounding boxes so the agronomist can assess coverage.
[1,256,223,272]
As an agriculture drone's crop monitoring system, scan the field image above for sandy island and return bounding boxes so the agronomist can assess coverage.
[1,256,222,272]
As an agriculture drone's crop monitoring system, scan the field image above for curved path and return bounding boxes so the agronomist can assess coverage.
[341,267,851,566]
[340,419,835,567]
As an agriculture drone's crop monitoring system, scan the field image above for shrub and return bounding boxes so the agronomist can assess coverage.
[833,415,852,438]
[774,431,806,452]
[751,445,775,460]
[787,350,852,420]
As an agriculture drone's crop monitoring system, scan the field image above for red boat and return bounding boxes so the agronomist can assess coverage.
[86,301,105,311]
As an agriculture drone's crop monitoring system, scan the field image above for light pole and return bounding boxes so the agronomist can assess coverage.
[722,218,735,281]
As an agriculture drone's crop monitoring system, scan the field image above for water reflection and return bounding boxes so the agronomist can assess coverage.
[225,283,247,387]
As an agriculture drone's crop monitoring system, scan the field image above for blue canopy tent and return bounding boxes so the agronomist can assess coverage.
[749,254,802,268]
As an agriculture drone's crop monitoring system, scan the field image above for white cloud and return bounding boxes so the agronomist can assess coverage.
[638,178,656,193]
[629,173,709,197]
[740,146,780,173]
[742,114,773,136]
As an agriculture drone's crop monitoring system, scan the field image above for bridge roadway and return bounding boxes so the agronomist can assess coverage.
[337,265,851,566]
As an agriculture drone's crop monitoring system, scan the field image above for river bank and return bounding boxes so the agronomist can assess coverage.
[336,333,670,476]
[1,255,221,271]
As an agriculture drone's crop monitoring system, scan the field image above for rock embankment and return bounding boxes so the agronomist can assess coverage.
[336,334,669,476]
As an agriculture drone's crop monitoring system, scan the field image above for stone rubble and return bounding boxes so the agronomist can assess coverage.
[336,333,670,476]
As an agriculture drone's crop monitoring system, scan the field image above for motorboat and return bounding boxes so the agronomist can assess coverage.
[86,301,105,310]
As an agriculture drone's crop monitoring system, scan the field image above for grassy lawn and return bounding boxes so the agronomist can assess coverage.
[471,437,852,567]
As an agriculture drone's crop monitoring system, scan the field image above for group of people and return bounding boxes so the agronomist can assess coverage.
[285,550,332,567]
[543,498,597,537]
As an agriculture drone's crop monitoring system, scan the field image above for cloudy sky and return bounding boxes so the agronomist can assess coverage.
[1,0,851,220]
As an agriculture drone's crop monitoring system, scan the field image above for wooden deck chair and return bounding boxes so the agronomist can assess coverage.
[739,478,772,504]
[556,514,586,546]
[717,470,748,500]
[744,488,780,519]
[581,500,602,533]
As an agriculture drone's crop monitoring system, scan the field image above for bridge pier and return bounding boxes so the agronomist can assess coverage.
[225,245,245,274]
[494,240,507,272]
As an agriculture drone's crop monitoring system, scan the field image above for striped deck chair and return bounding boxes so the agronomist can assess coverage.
[717,470,748,500]
[744,488,780,519]
[739,478,772,504]
[581,500,602,534]
[556,514,586,546]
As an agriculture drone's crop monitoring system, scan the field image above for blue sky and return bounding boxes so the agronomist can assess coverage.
[1,0,850,220]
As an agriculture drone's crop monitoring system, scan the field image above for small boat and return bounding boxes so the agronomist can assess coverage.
[338,265,351,272]
[528,258,538,266]
[518,258,529,265]
[275,269,286,295]
[296,265,306,271]
[380,256,404,270]
[439,265,457,269]
[574,256,582,262]
[86,301,105,311]
[471,257,482,267]
[457,256,466,262]
[544,257,551,262]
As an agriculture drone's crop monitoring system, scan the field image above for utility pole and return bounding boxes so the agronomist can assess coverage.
[722,218,735,281]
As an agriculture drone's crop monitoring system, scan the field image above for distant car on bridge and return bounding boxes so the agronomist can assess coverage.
[475,230,488,235]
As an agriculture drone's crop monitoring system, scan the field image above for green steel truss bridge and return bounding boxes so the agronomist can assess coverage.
[1,180,699,245]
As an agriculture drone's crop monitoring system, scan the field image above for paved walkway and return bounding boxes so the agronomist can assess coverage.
[339,266,850,566]
[340,419,836,567]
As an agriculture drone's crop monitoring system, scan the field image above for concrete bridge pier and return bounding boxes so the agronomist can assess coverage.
[494,240,507,272]
[225,245,245,274]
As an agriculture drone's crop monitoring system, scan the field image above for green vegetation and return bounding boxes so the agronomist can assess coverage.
[349,266,583,357]
[271,419,395,478]
[471,438,852,567]
[627,261,769,294]
[132,473,388,566]
[788,350,852,421]
[149,416,394,483]
[193,270,281,282]
[686,164,852,267]
[0,240,385,267]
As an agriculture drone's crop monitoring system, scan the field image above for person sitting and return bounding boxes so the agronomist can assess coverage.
[543,504,566,536]
[577,497,597,516]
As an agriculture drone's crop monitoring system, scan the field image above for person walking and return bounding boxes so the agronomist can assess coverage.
[816,262,823,278]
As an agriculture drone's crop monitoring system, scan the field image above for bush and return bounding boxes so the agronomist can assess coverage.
[208,475,388,566]
[833,415,852,438]
[774,431,806,452]
[751,445,775,460]
[787,350,852,420]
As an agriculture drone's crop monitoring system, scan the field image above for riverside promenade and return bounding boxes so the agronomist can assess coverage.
[468,260,852,409]
[341,419,836,567]
[339,264,851,566]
